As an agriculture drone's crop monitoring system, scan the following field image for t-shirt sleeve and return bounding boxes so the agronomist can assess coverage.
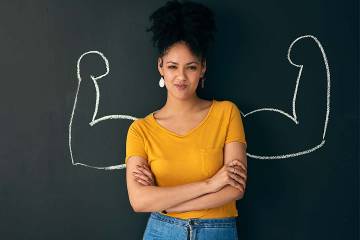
[225,102,247,146]
[125,121,148,164]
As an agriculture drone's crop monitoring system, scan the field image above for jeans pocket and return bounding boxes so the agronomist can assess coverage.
[143,217,163,239]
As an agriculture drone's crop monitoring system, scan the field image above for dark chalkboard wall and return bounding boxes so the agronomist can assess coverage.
[0,0,358,239]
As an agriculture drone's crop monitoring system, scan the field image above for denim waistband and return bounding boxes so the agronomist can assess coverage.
[150,212,237,228]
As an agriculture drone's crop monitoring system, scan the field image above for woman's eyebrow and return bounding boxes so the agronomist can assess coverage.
[166,61,199,65]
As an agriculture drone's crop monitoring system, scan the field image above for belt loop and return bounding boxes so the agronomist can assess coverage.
[188,218,198,226]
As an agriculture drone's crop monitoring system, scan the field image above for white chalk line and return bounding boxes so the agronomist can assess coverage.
[69,51,135,170]
[68,34,331,170]
[242,34,330,159]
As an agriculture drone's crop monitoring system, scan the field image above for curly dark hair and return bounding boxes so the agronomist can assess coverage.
[146,0,217,63]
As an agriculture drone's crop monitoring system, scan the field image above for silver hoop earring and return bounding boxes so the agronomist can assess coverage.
[159,76,165,88]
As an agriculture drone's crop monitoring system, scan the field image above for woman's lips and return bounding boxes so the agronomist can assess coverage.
[175,84,187,90]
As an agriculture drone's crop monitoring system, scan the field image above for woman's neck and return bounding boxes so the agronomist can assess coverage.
[161,95,204,117]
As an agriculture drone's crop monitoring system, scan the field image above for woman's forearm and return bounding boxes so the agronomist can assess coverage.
[165,185,244,213]
[135,180,214,212]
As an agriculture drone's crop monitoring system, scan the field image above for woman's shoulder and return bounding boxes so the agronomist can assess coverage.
[129,117,147,130]
[216,99,238,110]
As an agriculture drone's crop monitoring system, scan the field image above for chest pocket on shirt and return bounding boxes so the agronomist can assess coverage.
[200,147,224,177]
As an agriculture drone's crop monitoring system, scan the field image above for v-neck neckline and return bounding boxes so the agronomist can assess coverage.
[151,99,216,138]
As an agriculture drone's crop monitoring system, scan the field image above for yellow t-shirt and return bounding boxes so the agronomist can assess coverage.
[125,99,247,219]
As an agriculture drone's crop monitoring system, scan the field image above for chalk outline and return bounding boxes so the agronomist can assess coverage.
[244,34,330,159]
[68,34,330,170]
[69,51,130,170]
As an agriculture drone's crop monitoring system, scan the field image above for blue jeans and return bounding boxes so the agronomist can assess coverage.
[143,212,238,240]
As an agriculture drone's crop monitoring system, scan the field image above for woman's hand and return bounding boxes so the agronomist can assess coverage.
[132,164,155,186]
[207,159,247,193]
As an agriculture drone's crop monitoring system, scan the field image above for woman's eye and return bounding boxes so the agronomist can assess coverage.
[167,66,196,70]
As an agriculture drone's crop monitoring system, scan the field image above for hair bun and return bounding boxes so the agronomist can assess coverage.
[146,0,217,60]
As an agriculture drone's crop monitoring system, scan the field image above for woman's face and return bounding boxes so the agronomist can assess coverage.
[158,41,206,99]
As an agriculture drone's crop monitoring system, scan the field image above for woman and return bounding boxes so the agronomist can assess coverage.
[125,1,247,239]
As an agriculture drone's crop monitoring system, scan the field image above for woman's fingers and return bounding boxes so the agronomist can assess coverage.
[141,164,152,171]
[133,165,155,185]
[136,165,155,183]
[133,169,153,185]
[229,172,246,187]
[228,159,247,173]
[228,174,246,191]
[135,177,151,185]
[139,166,154,180]
[226,163,247,191]
[230,162,247,174]
[133,172,152,185]
[228,178,245,191]
[227,165,246,180]
[136,165,153,177]
[139,164,151,172]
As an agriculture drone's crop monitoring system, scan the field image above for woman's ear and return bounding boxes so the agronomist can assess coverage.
[201,59,207,76]
[158,57,164,76]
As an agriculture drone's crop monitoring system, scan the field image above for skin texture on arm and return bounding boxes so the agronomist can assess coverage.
[165,141,247,213]
[126,155,215,212]
[165,185,241,213]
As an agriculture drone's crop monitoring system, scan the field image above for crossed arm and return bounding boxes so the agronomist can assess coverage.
[127,141,247,213]
[165,184,244,213]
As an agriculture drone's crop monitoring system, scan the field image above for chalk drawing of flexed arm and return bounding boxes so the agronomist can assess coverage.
[243,35,331,159]
[68,51,138,170]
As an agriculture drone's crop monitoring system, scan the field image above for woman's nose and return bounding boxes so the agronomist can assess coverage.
[176,67,187,79]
